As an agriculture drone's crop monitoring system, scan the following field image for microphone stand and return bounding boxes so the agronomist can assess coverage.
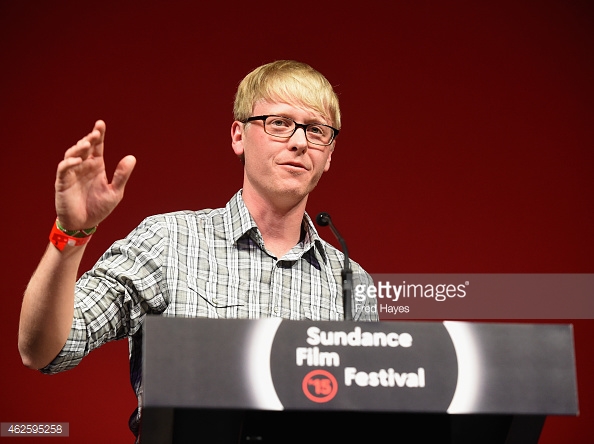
[316,212,353,321]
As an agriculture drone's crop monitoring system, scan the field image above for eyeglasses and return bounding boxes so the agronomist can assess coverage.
[243,115,339,146]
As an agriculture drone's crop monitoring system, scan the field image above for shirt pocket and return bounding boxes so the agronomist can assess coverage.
[187,275,248,318]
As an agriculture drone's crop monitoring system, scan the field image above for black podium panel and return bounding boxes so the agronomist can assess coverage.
[141,318,577,443]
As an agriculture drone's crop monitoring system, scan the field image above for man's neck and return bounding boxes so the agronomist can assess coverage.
[241,188,308,258]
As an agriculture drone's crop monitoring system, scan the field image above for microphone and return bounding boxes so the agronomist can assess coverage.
[316,212,353,321]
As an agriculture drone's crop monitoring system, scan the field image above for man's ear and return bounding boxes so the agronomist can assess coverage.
[231,121,245,158]
[324,145,334,172]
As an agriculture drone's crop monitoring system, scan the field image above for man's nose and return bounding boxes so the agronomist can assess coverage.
[289,126,308,152]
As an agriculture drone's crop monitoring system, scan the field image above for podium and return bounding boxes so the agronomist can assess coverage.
[141,318,578,443]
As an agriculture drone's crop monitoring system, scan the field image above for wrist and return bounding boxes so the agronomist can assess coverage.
[55,218,97,237]
[49,218,97,251]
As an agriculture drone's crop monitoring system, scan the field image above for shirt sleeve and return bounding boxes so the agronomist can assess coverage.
[40,216,171,374]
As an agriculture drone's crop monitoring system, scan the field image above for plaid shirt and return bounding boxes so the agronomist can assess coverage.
[42,190,378,436]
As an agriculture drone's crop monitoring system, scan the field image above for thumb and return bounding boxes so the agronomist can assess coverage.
[111,155,137,193]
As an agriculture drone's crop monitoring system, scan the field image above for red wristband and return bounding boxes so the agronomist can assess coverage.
[49,219,94,251]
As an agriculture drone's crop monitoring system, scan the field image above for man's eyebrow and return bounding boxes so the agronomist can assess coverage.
[272,114,328,125]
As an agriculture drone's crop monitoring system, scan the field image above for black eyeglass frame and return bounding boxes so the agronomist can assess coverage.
[243,115,340,146]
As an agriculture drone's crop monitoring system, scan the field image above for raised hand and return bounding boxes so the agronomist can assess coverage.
[55,120,136,230]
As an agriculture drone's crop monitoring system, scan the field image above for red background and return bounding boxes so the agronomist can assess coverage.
[1,1,592,442]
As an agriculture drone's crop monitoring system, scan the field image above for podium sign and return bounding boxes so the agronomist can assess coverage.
[142,318,577,443]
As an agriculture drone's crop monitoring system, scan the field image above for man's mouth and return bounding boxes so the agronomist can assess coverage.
[280,162,308,170]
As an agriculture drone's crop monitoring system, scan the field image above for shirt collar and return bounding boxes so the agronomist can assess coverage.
[301,211,329,264]
[224,190,329,263]
[225,190,258,244]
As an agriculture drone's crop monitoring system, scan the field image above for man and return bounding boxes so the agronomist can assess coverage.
[18,60,378,439]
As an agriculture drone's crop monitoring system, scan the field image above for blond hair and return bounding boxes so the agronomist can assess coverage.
[233,60,341,129]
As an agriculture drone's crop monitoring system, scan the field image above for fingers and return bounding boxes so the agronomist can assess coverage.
[63,120,106,161]
[91,120,106,156]
[55,156,84,182]
[56,120,134,194]
[64,139,91,161]
[94,120,106,132]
